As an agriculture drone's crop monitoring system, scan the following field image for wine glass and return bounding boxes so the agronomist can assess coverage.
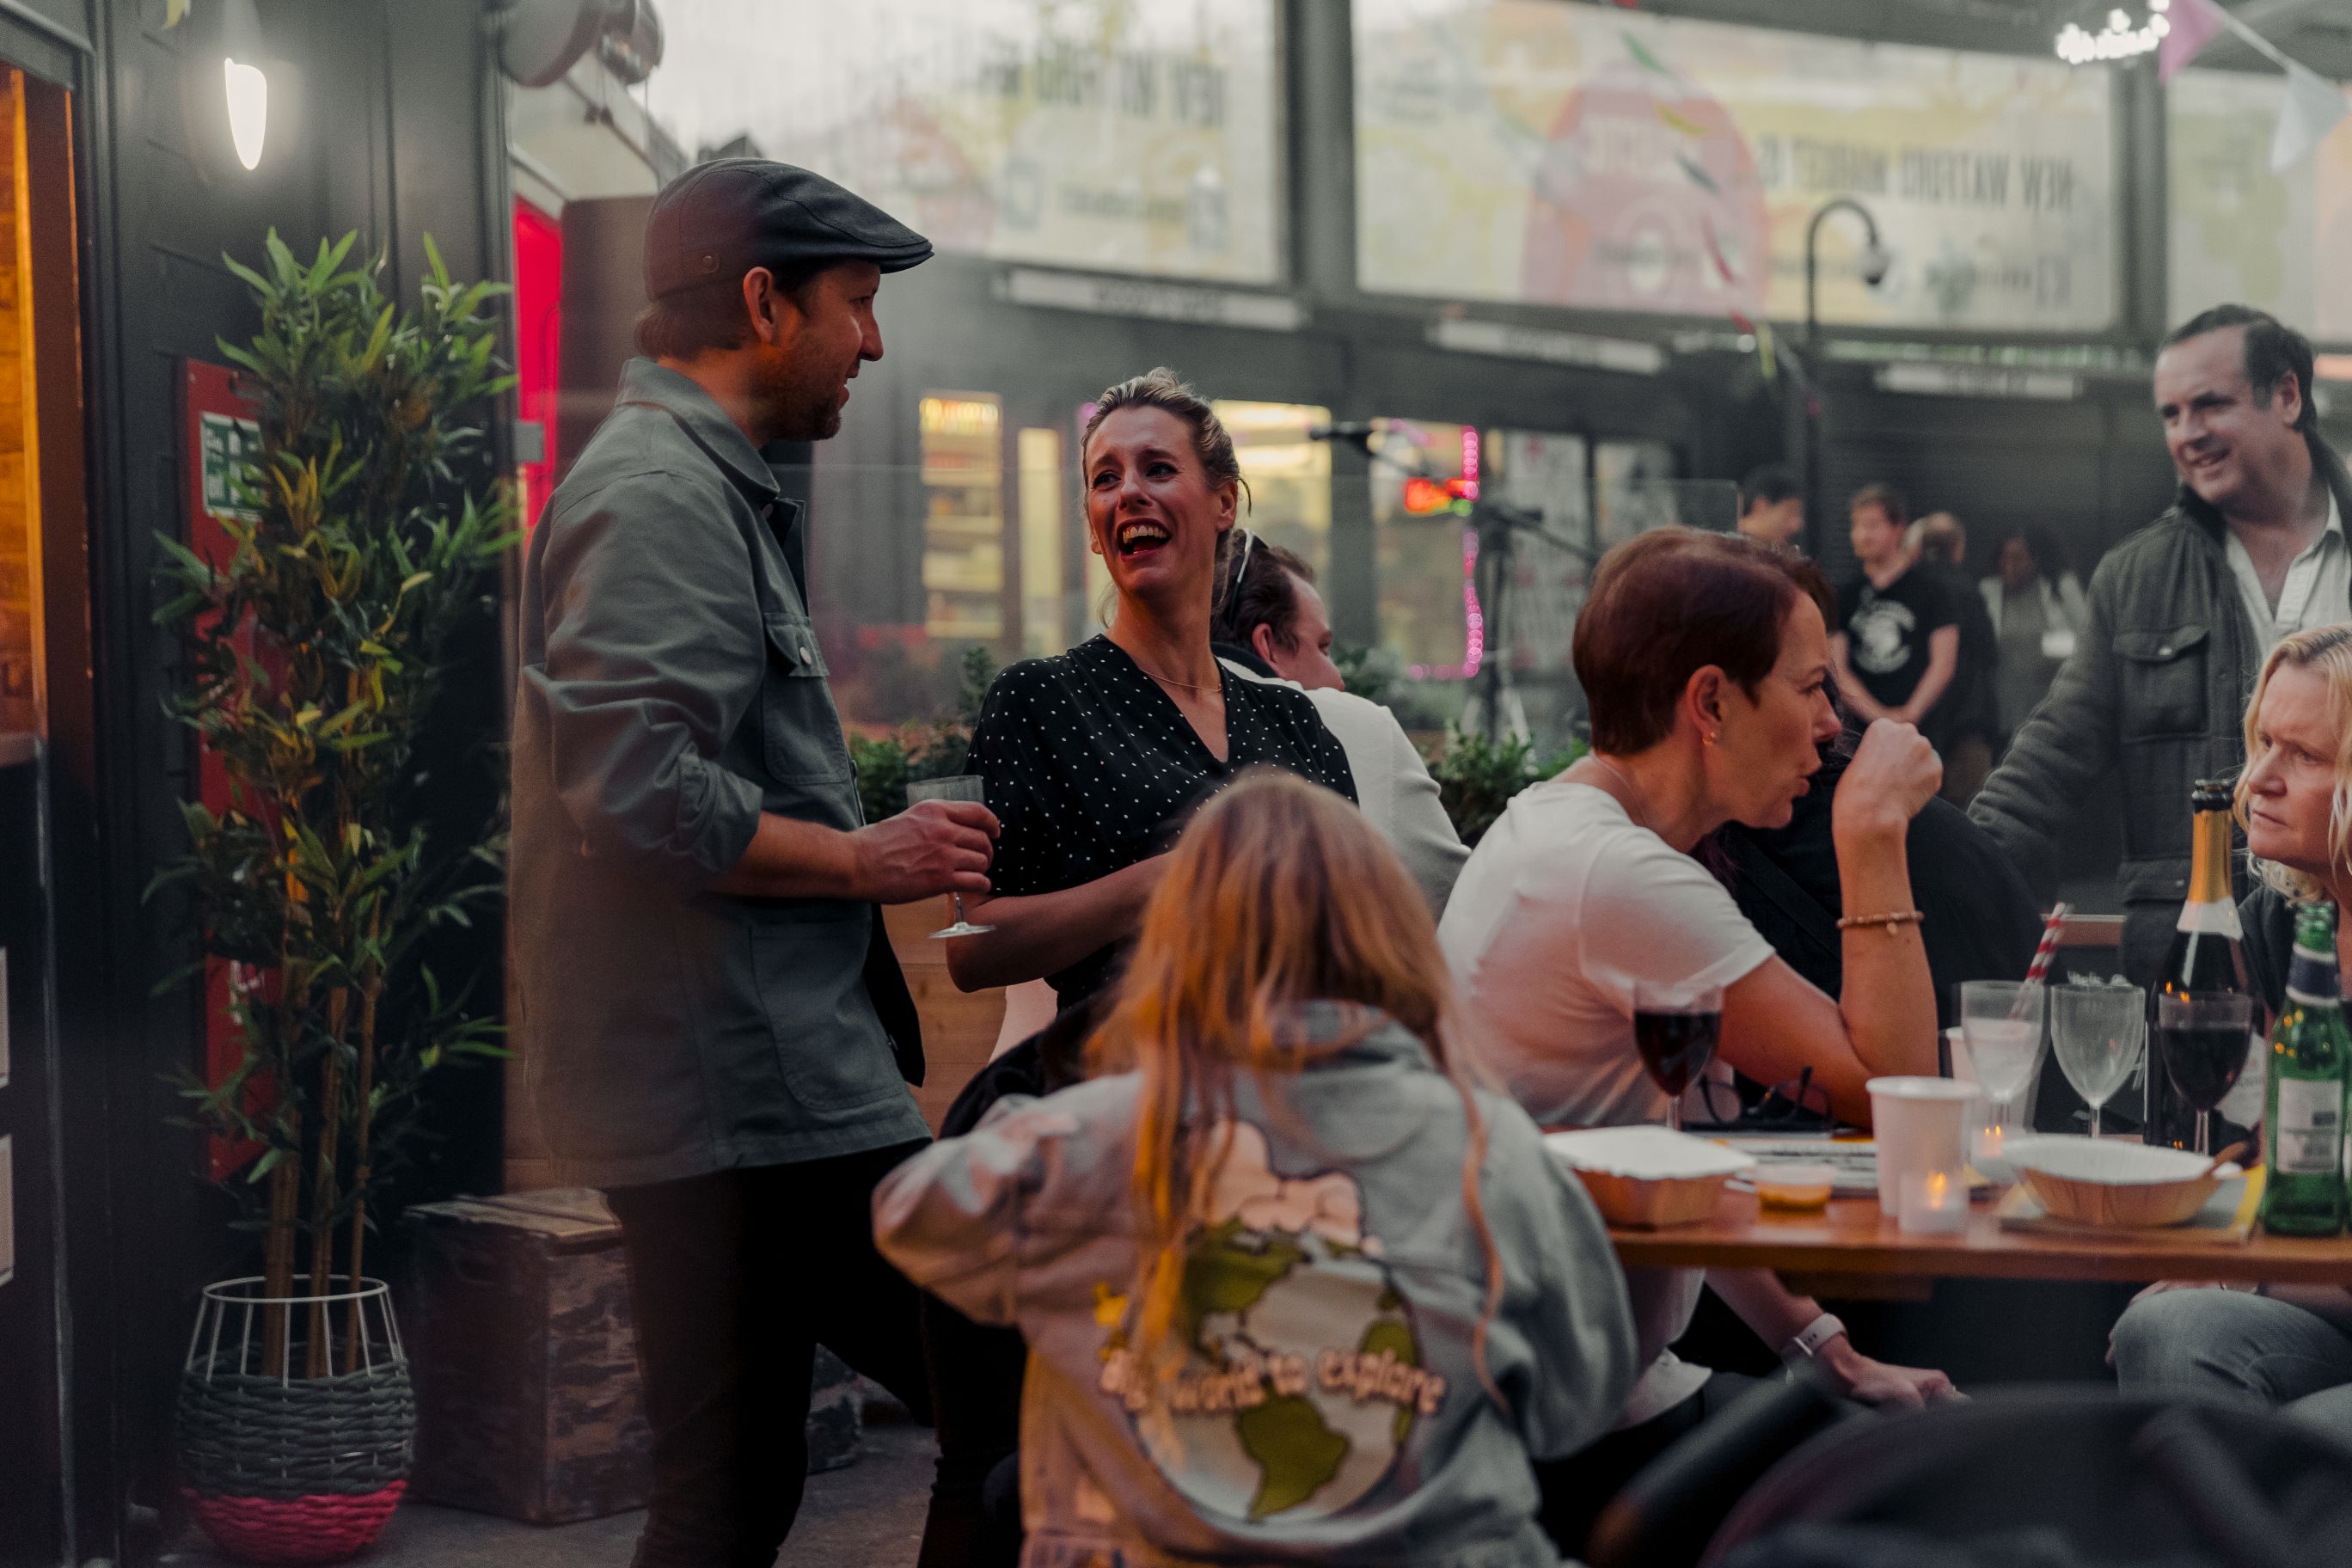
[903,775,995,940]
[1959,980,2047,1162]
[2155,991,2256,1156]
[2049,980,2147,1141]
[1632,980,1723,1133]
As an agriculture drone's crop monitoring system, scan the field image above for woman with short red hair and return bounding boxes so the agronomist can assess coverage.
[1439,528,1960,1553]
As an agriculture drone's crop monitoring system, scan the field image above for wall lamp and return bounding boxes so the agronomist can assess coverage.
[222,0,267,170]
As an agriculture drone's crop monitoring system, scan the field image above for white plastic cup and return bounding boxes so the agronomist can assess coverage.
[1868,1075,1978,1213]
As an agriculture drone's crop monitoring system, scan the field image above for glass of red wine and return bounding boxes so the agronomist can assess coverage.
[1634,980,1724,1133]
[2154,991,2256,1156]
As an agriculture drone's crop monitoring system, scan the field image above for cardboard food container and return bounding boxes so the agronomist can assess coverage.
[1544,1126,1758,1228]
[2006,1136,2238,1228]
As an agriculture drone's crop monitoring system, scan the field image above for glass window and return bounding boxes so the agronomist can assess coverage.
[1211,401,1331,575]
[0,71,43,737]
[1354,0,2116,332]
[1016,426,1068,657]
[1596,440,1681,548]
[648,0,1285,285]
[1372,419,1476,683]
[920,392,1005,642]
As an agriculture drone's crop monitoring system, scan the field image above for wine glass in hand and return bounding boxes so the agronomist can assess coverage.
[1633,980,1723,1132]
[904,775,996,939]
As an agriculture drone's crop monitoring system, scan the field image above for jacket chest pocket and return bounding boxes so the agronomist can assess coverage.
[2114,624,2209,741]
[763,613,853,785]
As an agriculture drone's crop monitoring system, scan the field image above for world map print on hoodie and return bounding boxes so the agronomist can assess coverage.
[1093,1121,1441,1522]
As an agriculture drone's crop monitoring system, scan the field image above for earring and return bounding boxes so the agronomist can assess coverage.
[1705,730,1720,747]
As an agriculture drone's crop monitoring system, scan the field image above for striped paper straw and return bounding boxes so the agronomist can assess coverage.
[2016,901,2071,1013]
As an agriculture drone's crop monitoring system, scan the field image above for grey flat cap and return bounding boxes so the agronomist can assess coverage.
[643,158,933,300]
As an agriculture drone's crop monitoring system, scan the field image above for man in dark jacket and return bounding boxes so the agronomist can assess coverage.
[1971,305,2352,982]
[510,162,997,1565]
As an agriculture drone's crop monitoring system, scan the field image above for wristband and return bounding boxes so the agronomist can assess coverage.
[1836,910,1925,935]
[1781,1312,1847,1365]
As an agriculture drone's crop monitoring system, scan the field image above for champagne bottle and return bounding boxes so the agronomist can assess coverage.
[2260,901,2349,1238]
[2147,781,2252,1149]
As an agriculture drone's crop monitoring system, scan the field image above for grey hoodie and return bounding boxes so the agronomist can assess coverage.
[873,1005,1638,1567]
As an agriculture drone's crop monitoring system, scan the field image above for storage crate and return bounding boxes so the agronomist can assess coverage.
[399,1189,652,1523]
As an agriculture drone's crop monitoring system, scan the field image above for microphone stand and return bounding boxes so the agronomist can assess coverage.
[1314,426,1597,744]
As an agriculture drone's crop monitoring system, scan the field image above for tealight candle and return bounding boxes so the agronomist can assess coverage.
[1898,1169,1968,1234]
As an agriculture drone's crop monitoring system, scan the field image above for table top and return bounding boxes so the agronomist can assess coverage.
[1608,1188,2352,1285]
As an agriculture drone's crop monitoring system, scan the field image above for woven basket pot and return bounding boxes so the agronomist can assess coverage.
[178,1277,415,1565]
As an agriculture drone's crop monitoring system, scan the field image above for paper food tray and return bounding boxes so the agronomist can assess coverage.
[1994,1170,2264,1242]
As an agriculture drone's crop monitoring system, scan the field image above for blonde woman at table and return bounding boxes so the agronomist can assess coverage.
[1438,529,1960,1555]
[877,772,1641,1568]
[2112,623,2352,1442]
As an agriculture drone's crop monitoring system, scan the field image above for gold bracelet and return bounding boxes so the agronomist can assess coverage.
[1836,910,1926,935]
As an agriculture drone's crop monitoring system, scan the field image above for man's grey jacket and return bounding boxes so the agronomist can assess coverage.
[510,359,928,1190]
[1969,432,2352,983]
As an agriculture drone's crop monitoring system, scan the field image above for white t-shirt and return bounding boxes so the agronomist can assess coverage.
[1438,780,1775,1425]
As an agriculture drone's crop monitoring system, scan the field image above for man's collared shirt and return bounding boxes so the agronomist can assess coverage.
[2225,491,2349,655]
[510,358,928,1188]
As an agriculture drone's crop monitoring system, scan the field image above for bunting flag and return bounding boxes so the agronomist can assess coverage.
[2158,0,2225,84]
[2272,60,2351,171]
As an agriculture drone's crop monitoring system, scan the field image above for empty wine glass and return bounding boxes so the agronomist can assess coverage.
[2049,980,2146,1140]
[1959,980,2046,1159]
[904,775,995,940]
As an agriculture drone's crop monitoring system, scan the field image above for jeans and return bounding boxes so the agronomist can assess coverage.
[604,1142,935,1568]
[2110,1286,2352,1442]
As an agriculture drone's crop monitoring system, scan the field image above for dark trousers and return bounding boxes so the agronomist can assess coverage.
[1534,1370,1763,1559]
[913,1295,1026,1568]
[605,1141,934,1568]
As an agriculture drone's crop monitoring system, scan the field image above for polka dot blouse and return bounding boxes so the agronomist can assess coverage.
[965,634,1357,1007]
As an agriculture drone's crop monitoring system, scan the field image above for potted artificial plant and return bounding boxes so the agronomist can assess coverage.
[156,232,514,1565]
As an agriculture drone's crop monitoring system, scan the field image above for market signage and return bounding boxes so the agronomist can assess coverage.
[1425,317,1665,375]
[1352,0,2118,332]
[656,0,1282,285]
[1873,362,2085,401]
[998,266,1305,330]
[2168,68,2352,344]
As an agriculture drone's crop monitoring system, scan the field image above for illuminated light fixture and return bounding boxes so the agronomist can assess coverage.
[220,0,268,170]
[224,58,266,169]
[1400,475,1475,516]
[2055,2,2171,64]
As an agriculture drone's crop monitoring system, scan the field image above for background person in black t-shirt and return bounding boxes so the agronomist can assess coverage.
[1832,482,1961,733]
[1908,511,2002,805]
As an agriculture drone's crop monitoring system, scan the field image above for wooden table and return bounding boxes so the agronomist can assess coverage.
[1609,1188,2352,1286]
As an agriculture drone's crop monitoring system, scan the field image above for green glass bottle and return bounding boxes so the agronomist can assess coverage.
[2260,901,2350,1238]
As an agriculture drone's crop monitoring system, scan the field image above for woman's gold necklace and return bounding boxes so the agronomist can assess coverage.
[1134,663,1221,694]
[1119,643,1222,693]
[1582,754,1651,833]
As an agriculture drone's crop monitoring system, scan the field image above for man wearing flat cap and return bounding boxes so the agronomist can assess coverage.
[511,161,993,1565]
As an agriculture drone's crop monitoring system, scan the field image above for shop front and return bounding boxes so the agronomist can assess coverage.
[0,3,518,1562]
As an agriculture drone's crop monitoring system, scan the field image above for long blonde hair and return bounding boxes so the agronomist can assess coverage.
[2237,622,2352,900]
[1088,770,1506,1403]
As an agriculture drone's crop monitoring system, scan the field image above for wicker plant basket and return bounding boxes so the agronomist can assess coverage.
[178,1277,415,1565]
